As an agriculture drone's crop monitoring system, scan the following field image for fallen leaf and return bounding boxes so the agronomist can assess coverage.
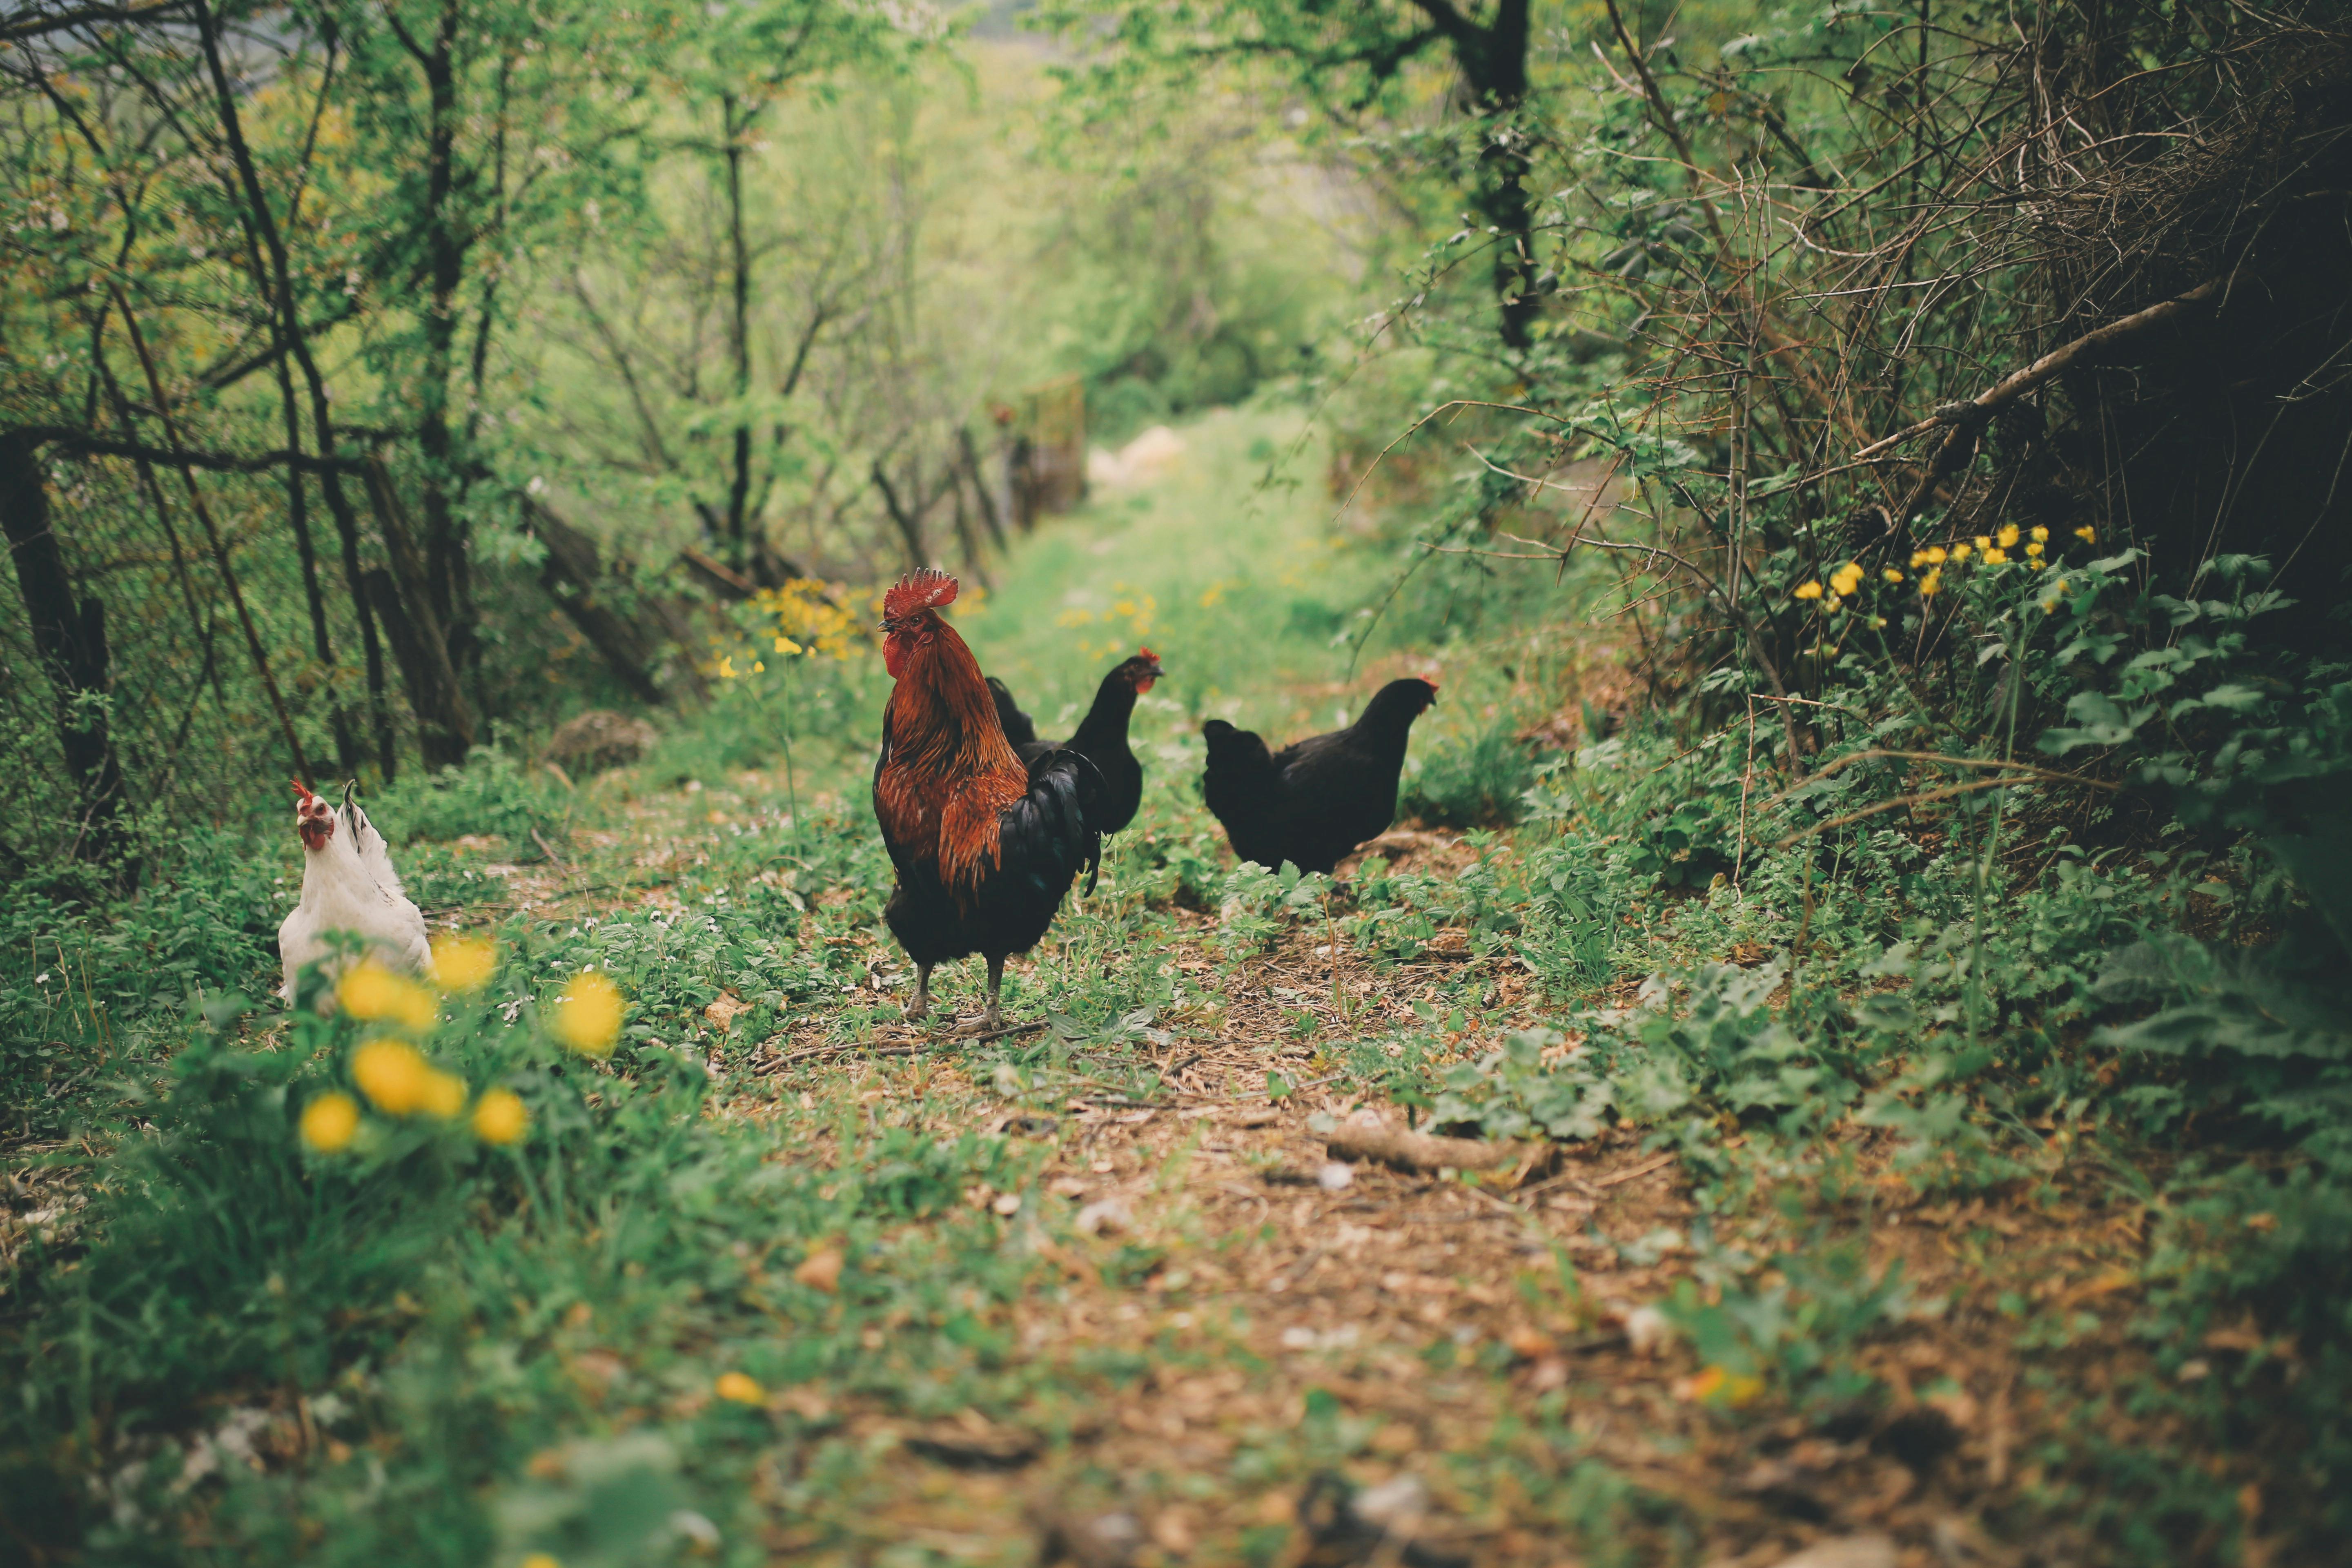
[1769,1535,1898,1568]
[704,991,750,1033]
[794,1248,843,1293]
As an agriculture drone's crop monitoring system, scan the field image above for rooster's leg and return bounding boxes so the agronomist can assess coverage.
[983,955,1005,1031]
[905,962,932,1022]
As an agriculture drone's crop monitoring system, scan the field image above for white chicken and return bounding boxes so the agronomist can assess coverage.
[277,780,432,1005]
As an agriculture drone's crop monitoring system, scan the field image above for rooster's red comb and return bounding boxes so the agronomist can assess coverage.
[290,778,315,801]
[1138,646,1158,664]
[884,568,959,622]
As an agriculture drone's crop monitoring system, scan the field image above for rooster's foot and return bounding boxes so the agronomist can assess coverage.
[902,963,933,1022]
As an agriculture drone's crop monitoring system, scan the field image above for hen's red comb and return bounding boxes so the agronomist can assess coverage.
[290,778,315,801]
[884,568,958,621]
[1138,646,1158,663]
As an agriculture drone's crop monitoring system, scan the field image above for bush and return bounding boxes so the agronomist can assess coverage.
[372,748,575,861]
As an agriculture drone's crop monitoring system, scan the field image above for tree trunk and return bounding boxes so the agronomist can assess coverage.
[722,91,757,573]
[414,0,478,680]
[950,470,991,588]
[872,458,927,568]
[0,432,130,870]
[1469,0,1535,350]
[959,425,1008,552]
[528,501,668,706]
[193,0,394,780]
[361,461,476,767]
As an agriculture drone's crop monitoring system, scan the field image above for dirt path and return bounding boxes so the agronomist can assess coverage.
[655,815,2137,1568]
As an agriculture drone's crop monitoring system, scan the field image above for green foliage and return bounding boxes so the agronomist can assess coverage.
[1662,1241,1938,1411]
[1399,709,1539,827]
[374,749,577,861]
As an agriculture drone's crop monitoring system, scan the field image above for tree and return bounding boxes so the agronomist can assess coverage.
[1053,0,1539,349]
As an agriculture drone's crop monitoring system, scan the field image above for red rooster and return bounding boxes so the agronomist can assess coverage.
[873,569,1106,1027]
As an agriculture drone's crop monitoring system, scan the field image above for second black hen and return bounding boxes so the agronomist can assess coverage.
[987,648,1162,833]
[1201,676,1438,875]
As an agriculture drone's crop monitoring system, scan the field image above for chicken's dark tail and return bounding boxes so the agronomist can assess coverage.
[1027,746,1108,896]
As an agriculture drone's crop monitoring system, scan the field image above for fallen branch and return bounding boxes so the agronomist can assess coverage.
[1853,278,2223,462]
[751,1018,1045,1073]
[1771,777,2049,846]
[1758,749,2120,847]
[1594,1151,1678,1189]
[1326,1122,1521,1174]
[530,827,570,874]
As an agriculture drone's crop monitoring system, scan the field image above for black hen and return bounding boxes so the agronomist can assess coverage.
[1200,677,1438,875]
[986,676,1038,748]
[988,648,1162,833]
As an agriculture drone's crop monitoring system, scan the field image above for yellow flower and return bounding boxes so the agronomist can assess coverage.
[1949,543,1973,563]
[1908,549,1930,569]
[1973,535,1993,552]
[2025,541,2044,559]
[1982,548,2009,565]
[1925,545,1947,564]
[553,971,624,1058]
[2030,526,2049,543]
[1882,568,1904,584]
[1997,523,2020,548]
[715,656,738,680]
[352,1038,432,1115]
[715,1371,766,1405]
[521,1557,561,1568]
[1829,562,1864,596]
[2042,597,2061,614]
[1793,581,1824,601]
[1681,1363,1765,1407]
[1918,568,1942,597]
[430,934,497,993]
[472,1087,528,1145]
[300,1091,360,1152]
[2074,525,2097,544]
[773,635,801,655]
[419,1069,467,1119]
[340,960,437,1032]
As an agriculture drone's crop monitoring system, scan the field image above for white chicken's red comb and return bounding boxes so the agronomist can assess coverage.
[290,778,317,802]
[884,568,958,622]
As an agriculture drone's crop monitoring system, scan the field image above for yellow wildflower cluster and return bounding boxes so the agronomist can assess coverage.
[339,960,436,1032]
[1680,1363,1766,1408]
[297,942,533,1154]
[754,577,862,662]
[1056,582,1160,661]
[553,970,625,1058]
[709,577,862,681]
[1793,561,1867,608]
[715,1371,766,1404]
[1889,520,2096,602]
[430,933,497,992]
[352,1038,465,1117]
